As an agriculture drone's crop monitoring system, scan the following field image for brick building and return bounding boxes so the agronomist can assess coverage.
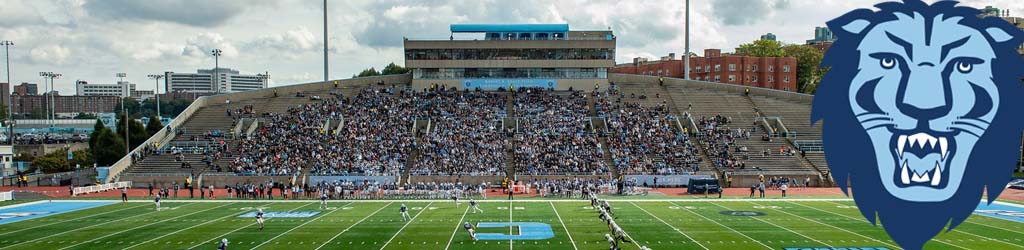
[13,82,37,96]
[12,95,119,116]
[611,49,798,91]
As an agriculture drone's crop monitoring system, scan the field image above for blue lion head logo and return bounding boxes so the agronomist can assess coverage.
[812,1,1024,249]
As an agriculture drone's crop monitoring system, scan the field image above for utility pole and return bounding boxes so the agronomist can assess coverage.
[323,0,329,84]
[1,40,12,145]
[684,0,690,81]
[148,74,163,119]
[211,49,222,94]
[117,73,128,154]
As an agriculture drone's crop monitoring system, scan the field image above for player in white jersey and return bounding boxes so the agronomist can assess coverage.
[320,192,328,209]
[470,199,483,213]
[255,208,265,231]
[400,204,410,221]
[154,195,161,210]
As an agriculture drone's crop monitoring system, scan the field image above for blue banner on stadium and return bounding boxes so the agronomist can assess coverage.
[625,175,712,187]
[462,78,557,90]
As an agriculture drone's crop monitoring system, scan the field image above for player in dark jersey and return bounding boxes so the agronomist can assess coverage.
[320,192,328,209]
[218,238,228,250]
[470,199,483,213]
[255,208,265,231]
[605,234,618,250]
[463,222,477,241]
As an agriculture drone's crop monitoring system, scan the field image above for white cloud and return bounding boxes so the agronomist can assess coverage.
[30,44,71,65]
[181,32,239,65]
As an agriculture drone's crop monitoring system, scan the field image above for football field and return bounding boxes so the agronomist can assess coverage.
[1,199,1023,250]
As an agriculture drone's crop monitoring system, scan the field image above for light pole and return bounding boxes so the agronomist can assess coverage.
[323,0,329,85]
[148,74,163,119]
[39,72,48,123]
[211,49,222,94]
[38,72,59,128]
[684,0,690,81]
[116,73,128,154]
[2,40,12,145]
[49,73,58,126]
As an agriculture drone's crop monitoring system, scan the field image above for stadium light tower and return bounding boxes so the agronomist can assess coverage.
[117,72,129,154]
[684,0,690,81]
[323,0,329,85]
[211,49,222,94]
[2,40,12,145]
[148,74,163,119]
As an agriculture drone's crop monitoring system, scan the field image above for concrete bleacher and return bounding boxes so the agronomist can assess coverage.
[751,96,822,141]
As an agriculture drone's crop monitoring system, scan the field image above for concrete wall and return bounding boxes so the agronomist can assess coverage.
[608,73,813,104]
[15,143,89,158]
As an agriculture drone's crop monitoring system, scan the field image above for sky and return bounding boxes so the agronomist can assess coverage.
[0,0,1021,94]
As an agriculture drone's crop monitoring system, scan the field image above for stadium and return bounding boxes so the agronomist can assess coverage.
[3,4,1024,250]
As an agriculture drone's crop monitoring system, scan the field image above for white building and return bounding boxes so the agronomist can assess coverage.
[164,68,268,94]
[76,80,135,97]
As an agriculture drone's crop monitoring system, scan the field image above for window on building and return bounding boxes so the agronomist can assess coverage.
[752,75,758,82]
[783,65,791,72]
[784,76,790,83]
[714,64,721,72]
[728,75,736,82]
[768,75,774,82]
[714,75,720,82]
[696,66,702,72]
[729,64,736,71]
[769,65,775,72]
[753,65,759,72]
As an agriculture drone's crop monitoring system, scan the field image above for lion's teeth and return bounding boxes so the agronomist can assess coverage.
[927,137,937,149]
[931,162,942,186]
[901,161,911,184]
[897,135,907,157]
[939,137,948,160]
[911,170,930,182]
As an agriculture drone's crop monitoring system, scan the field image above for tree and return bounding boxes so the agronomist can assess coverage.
[31,151,69,173]
[93,128,126,166]
[115,115,150,150]
[146,115,163,136]
[736,39,785,57]
[89,119,105,149]
[381,62,409,75]
[70,150,94,169]
[355,67,381,78]
[782,44,829,94]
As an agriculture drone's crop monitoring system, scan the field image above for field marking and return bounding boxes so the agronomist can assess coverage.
[185,202,317,250]
[444,205,471,250]
[808,201,968,250]
[549,202,578,250]
[0,202,197,250]
[760,201,899,249]
[379,202,433,250]
[122,203,265,250]
[57,202,235,250]
[666,201,771,249]
[250,202,350,249]
[0,203,147,237]
[815,200,983,250]
[508,200,512,250]
[629,202,710,250]
[824,201,1017,249]
[315,202,393,250]
[707,201,831,247]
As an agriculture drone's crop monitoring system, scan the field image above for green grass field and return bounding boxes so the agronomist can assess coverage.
[1,199,1022,250]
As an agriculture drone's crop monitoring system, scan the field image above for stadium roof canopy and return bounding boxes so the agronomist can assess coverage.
[450,24,569,33]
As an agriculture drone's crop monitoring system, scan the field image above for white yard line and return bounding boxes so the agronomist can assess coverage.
[123,203,258,250]
[250,202,350,249]
[0,203,146,237]
[509,200,513,250]
[58,202,234,250]
[548,202,578,250]
[824,201,1013,249]
[185,202,317,250]
[315,202,393,250]
[379,202,434,250]
[629,202,710,250]
[444,205,471,250]
[666,201,771,250]
[808,201,969,250]
[0,203,196,250]
[706,201,831,247]
[766,201,901,249]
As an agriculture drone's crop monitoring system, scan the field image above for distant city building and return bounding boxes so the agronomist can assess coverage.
[806,27,836,45]
[76,80,134,97]
[980,6,1002,17]
[611,49,798,91]
[164,68,268,94]
[404,23,615,90]
[12,95,119,116]
[760,33,777,41]
[0,82,9,110]
[13,82,37,96]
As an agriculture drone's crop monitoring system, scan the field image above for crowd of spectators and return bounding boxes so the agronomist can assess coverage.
[513,88,606,175]
[600,94,702,175]
[412,89,506,176]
